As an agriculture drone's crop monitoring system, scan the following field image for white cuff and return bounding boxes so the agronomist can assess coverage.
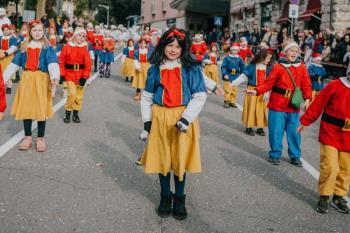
[202,59,211,65]
[230,73,247,87]
[3,63,19,83]
[121,55,126,64]
[202,71,216,91]
[140,91,154,122]
[182,92,207,123]
[48,63,60,81]
[134,59,141,71]
[7,45,17,55]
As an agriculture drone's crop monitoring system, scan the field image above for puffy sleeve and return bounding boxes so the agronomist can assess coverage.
[6,37,18,55]
[3,52,22,83]
[133,51,140,70]
[58,44,67,77]
[140,65,157,122]
[300,64,313,101]
[221,57,228,76]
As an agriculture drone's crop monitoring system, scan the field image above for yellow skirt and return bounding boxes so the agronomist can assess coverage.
[242,86,268,128]
[204,64,219,84]
[140,105,201,181]
[0,55,15,80]
[132,62,150,89]
[11,71,53,121]
[121,57,136,78]
[312,90,320,100]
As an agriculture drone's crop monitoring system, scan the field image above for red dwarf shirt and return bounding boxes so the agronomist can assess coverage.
[191,42,206,61]
[87,30,95,44]
[256,60,312,112]
[238,47,253,62]
[300,78,350,152]
[0,65,6,113]
[93,34,104,50]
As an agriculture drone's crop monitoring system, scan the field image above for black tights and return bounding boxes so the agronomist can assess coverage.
[159,173,186,197]
[23,120,46,137]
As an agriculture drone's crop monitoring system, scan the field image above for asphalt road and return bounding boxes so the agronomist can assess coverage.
[0,54,349,233]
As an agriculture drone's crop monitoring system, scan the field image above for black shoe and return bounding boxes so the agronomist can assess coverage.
[256,128,266,136]
[229,103,237,108]
[130,77,134,83]
[223,102,230,108]
[173,195,187,220]
[268,157,280,165]
[157,194,172,218]
[316,196,329,214]
[331,195,350,214]
[72,110,81,123]
[125,77,129,82]
[63,111,71,123]
[245,128,255,136]
[290,158,303,167]
[6,88,11,94]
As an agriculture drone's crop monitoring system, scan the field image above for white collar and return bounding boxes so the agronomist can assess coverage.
[139,48,147,53]
[311,63,323,67]
[68,41,88,47]
[210,52,217,56]
[28,41,43,49]
[256,64,266,70]
[160,59,181,70]
[228,54,239,58]
[340,77,350,88]
[128,46,134,50]
[1,35,10,39]
[280,63,301,68]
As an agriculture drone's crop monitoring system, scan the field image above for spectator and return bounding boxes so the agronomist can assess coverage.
[0,8,11,36]
[251,25,260,53]
[321,40,331,62]
[314,31,324,53]
[304,30,315,49]
[40,13,49,28]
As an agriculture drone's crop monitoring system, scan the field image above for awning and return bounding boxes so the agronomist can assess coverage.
[276,2,290,25]
[298,0,321,21]
[170,0,230,15]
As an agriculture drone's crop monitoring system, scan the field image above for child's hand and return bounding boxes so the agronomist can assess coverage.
[139,130,149,141]
[224,75,229,80]
[243,89,257,95]
[175,118,189,133]
[214,86,223,96]
[0,112,4,121]
[297,125,305,133]
[303,99,311,111]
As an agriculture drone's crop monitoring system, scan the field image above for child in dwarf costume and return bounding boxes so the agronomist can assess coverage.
[139,28,208,220]
[3,20,60,152]
[190,34,207,61]
[48,26,58,48]
[0,65,5,121]
[245,41,312,167]
[308,53,327,99]
[92,26,104,73]
[203,42,220,85]
[99,30,115,78]
[231,49,272,136]
[121,39,136,82]
[132,38,151,101]
[59,27,92,124]
[0,24,18,94]
[298,66,350,214]
[86,22,95,45]
[238,37,254,63]
[221,42,246,108]
[56,32,73,98]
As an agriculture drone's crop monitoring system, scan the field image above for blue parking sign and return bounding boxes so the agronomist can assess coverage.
[214,17,223,26]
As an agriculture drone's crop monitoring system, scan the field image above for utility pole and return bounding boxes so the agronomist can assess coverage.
[98,4,110,28]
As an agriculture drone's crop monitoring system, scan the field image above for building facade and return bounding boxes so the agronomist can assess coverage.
[230,0,350,33]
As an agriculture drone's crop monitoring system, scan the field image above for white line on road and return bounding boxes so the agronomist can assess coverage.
[0,53,123,159]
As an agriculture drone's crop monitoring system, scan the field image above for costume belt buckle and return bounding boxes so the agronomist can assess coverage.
[342,119,350,131]
[231,69,236,75]
[74,64,79,71]
[284,89,292,98]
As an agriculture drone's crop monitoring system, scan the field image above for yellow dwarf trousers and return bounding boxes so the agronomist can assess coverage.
[204,64,219,84]
[223,81,237,104]
[319,144,350,197]
[65,81,85,112]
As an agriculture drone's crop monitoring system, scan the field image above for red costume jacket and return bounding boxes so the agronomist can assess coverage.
[256,62,312,112]
[93,34,104,50]
[59,42,93,84]
[87,30,95,44]
[103,38,115,52]
[300,78,350,152]
[191,42,207,61]
[0,65,5,113]
[238,47,253,62]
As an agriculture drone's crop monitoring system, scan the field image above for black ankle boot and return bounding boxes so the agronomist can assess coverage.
[72,110,81,123]
[63,111,71,123]
[173,195,187,220]
[157,194,172,218]
[245,128,255,136]
[130,76,133,83]
[256,128,266,136]
[125,77,129,82]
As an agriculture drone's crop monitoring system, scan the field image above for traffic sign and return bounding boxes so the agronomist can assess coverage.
[214,17,223,26]
[289,4,299,18]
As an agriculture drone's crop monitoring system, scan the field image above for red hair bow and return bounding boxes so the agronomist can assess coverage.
[29,20,42,28]
[167,28,185,40]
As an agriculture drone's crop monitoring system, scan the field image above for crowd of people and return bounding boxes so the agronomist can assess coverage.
[0,9,349,221]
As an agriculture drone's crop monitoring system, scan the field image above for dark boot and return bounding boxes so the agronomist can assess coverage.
[256,128,266,136]
[125,77,129,82]
[6,88,11,94]
[331,195,350,214]
[229,103,237,108]
[157,194,172,218]
[130,76,134,83]
[72,110,81,123]
[105,64,111,78]
[63,111,71,123]
[316,196,329,214]
[173,195,187,220]
[245,128,255,136]
[223,101,230,108]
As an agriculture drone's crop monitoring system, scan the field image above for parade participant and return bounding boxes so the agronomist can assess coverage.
[18,23,29,44]
[0,8,10,36]
[238,37,254,63]
[133,38,150,101]
[59,21,70,39]
[308,53,327,99]
[3,20,60,152]
[221,42,245,108]
[99,30,115,78]
[92,26,104,72]
[231,49,272,136]
[139,27,207,220]
[48,26,58,48]
[56,32,73,98]
[190,34,207,61]
[0,65,5,121]
[203,42,220,85]
[0,24,18,94]
[121,38,136,82]
[86,22,95,45]
[298,66,350,214]
[59,27,92,124]
[245,41,312,166]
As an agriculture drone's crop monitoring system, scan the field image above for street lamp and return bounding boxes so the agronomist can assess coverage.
[98,4,110,28]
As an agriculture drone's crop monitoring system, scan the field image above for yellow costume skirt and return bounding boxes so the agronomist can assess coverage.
[11,71,53,121]
[140,105,201,181]
[242,86,268,128]
[312,90,320,100]
[0,55,15,80]
[204,64,219,84]
[121,57,136,78]
[132,62,150,89]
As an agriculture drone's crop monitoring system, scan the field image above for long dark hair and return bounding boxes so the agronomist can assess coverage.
[250,49,271,65]
[150,27,200,69]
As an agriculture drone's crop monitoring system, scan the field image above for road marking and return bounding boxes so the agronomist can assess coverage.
[0,53,123,159]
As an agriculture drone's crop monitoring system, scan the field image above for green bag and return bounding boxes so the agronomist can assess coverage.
[285,67,303,109]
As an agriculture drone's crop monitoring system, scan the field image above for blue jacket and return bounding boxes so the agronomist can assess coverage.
[308,63,327,91]
[221,55,245,82]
